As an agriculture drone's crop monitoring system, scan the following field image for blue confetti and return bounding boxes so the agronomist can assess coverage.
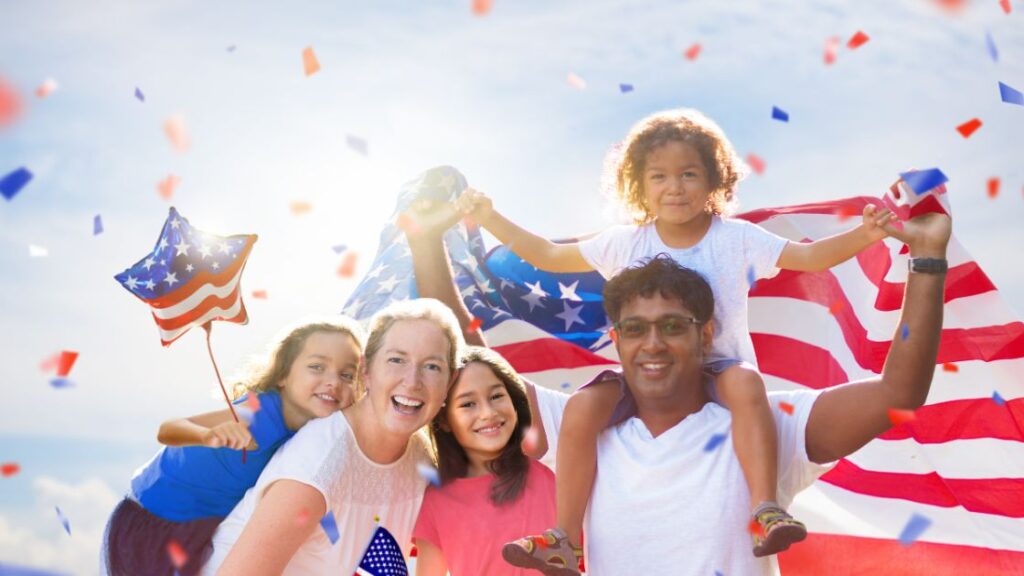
[897,513,932,546]
[560,382,571,389]
[320,510,340,545]
[49,378,74,389]
[771,106,789,122]
[619,83,634,94]
[346,134,368,156]
[332,244,347,254]
[901,323,910,341]
[899,169,948,195]
[134,87,145,102]
[703,432,727,452]
[746,265,757,291]
[985,32,998,63]
[992,391,1006,406]
[55,506,71,535]
[416,462,441,487]
[93,214,104,236]
[999,81,1023,106]
[227,45,237,52]
[1,167,33,201]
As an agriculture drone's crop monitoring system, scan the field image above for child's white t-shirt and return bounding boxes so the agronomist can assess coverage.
[202,411,430,575]
[577,217,789,366]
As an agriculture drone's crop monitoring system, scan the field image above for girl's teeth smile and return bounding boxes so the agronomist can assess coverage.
[315,393,337,403]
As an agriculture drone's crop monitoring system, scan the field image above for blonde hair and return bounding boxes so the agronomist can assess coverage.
[359,298,465,398]
[614,108,745,223]
[232,316,366,399]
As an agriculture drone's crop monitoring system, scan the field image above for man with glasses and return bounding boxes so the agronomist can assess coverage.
[571,211,951,575]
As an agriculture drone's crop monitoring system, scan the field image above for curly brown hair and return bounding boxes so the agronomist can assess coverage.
[614,108,745,223]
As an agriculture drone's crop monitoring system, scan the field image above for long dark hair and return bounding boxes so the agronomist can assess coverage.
[430,346,532,506]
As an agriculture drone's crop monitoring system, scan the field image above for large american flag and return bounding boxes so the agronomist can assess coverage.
[344,167,1024,574]
[115,207,257,346]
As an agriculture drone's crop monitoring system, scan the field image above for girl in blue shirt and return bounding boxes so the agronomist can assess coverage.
[103,316,365,576]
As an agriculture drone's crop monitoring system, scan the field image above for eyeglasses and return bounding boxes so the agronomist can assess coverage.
[613,315,702,340]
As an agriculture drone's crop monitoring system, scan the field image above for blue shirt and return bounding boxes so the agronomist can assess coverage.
[131,391,295,521]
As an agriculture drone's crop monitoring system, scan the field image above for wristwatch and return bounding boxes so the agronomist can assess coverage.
[908,257,948,274]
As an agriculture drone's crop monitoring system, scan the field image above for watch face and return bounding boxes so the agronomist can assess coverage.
[910,258,948,273]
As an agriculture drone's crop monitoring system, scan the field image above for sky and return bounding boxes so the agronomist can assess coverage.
[1,0,1021,572]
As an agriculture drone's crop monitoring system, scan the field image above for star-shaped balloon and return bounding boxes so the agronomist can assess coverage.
[115,207,257,346]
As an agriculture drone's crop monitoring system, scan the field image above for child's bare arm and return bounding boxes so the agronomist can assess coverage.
[157,408,256,450]
[776,205,896,272]
[457,188,594,273]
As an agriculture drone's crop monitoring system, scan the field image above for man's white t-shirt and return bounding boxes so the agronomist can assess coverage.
[538,386,832,576]
[202,411,430,575]
[578,217,789,366]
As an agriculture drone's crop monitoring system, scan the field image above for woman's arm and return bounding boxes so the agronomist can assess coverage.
[413,538,449,576]
[158,408,256,450]
[216,479,326,575]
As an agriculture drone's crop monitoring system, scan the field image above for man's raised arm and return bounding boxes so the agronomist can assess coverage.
[804,211,952,464]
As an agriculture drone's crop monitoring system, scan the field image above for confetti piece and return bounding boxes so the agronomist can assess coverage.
[0,77,23,129]
[684,43,702,61]
[295,508,309,526]
[619,83,634,94]
[29,245,48,258]
[416,462,441,487]
[290,201,312,215]
[999,0,1011,14]
[49,378,74,388]
[337,251,358,278]
[166,539,188,569]
[396,213,420,236]
[35,78,58,99]
[992,391,1006,405]
[93,214,104,236]
[888,408,917,426]
[157,174,180,200]
[331,244,347,254]
[567,72,586,90]
[302,46,321,77]
[410,544,418,557]
[771,106,789,122]
[134,87,145,102]
[836,205,858,222]
[828,300,844,315]
[320,511,340,544]
[847,30,870,50]
[374,515,380,523]
[998,81,1023,106]
[824,36,840,65]
[468,317,483,332]
[703,432,727,452]
[942,363,959,373]
[227,45,237,52]
[747,519,765,538]
[39,352,61,372]
[54,506,70,535]
[472,0,493,16]
[987,177,1000,199]
[1,167,33,201]
[560,382,571,389]
[985,31,999,62]
[899,169,948,195]
[745,153,765,175]
[57,351,79,377]
[898,513,932,546]
[251,289,267,300]
[521,426,539,454]
[901,323,910,341]
[245,393,261,414]
[346,134,368,156]
[778,401,794,415]
[1,463,20,477]
[956,118,982,138]
[163,115,191,152]
[746,266,757,291]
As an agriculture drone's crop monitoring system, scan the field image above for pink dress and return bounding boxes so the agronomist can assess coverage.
[413,460,557,576]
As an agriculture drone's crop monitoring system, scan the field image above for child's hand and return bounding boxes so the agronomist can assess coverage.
[863,204,896,241]
[202,421,257,451]
[455,187,494,225]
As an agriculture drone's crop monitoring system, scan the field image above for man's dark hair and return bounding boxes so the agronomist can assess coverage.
[603,254,715,324]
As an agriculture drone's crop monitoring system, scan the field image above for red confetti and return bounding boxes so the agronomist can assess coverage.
[396,213,420,236]
[0,77,23,129]
[748,519,766,538]
[828,300,845,315]
[931,0,967,12]
[745,153,765,176]
[956,118,982,138]
[472,0,493,16]
[163,115,190,152]
[942,362,959,373]
[1,463,20,477]
[684,43,702,61]
[521,426,539,454]
[157,174,180,200]
[294,508,310,527]
[824,36,840,65]
[987,177,1000,199]
[567,72,586,90]
[410,544,419,557]
[302,46,321,77]
[999,0,1011,14]
[35,78,58,99]
[847,30,870,50]
[166,539,188,569]
[245,393,261,413]
[835,205,858,222]
[290,201,312,215]
[56,350,79,378]
[251,289,267,300]
[778,401,795,415]
[39,352,61,373]
[888,408,917,427]
[337,251,358,278]
[468,317,483,332]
